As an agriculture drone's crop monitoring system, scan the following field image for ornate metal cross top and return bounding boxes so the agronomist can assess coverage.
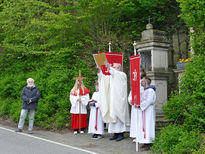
[73,70,86,85]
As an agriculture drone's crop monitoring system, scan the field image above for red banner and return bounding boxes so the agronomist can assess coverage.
[99,52,123,75]
[130,55,141,105]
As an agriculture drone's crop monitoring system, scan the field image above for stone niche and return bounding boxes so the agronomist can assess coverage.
[136,24,170,114]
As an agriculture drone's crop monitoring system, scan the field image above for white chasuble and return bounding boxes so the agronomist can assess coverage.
[98,67,130,131]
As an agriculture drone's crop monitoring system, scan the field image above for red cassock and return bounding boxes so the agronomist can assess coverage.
[70,87,90,130]
[71,114,87,130]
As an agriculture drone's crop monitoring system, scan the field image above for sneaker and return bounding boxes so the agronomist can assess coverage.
[80,131,84,134]
[28,131,33,134]
[74,131,78,135]
[15,129,22,132]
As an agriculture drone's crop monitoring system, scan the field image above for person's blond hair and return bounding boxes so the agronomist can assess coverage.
[70,80,86,95]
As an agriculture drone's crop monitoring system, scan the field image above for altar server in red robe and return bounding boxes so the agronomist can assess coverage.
[70,79,90,134]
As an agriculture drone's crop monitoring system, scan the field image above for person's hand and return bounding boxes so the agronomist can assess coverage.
[27,99,32,104]
[134,104,140,108]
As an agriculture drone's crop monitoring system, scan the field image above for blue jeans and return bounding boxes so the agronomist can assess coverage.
[18,109,35,131]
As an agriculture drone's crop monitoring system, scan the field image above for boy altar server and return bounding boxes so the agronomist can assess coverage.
[88,81,104,139]
[137,76,156,151]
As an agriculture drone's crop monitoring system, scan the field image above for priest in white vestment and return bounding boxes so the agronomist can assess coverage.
[136,76,156,151]
[98,63,130,142]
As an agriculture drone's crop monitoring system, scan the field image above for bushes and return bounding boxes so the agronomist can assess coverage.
[151,55,205,153]
[151,0,205,151]
[0,50,96,129]
[151,125,203,153]
[163,55,205,132]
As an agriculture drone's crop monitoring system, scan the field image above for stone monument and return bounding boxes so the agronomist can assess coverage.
[136,23,170,114]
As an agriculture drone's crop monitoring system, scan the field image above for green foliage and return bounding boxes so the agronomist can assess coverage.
[163,55,205,132]
[0,0,97,129]
[0,0,193,131]
[151,125,203,153]
[177,0,205,55]
[193,134,205,154]
[0,51,95,129]
[153,0,205,152]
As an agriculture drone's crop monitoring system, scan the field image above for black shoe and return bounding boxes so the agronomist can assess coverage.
[15,129,22,132]
[91,134,97,139]
[116,133,124,142]
[109,133,118,140]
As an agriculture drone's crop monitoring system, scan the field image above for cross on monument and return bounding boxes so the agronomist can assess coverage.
[148,16,152,24]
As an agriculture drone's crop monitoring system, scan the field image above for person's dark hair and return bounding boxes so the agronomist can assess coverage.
[144,76,151,85]
[140,68,146,79]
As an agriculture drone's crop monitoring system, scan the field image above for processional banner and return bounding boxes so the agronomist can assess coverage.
[130,55,141,105]
[99,52,123,75]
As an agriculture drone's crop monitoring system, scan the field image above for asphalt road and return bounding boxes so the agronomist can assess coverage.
[0,126,96,154]
[0,124,148,154]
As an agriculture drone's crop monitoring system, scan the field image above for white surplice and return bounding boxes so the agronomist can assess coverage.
[88,91,104,135]
[98,67,130,133]
[136,87,156,143]
[70,89,89,114]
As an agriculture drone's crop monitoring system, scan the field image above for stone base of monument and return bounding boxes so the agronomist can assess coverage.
[156,113,169,131]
